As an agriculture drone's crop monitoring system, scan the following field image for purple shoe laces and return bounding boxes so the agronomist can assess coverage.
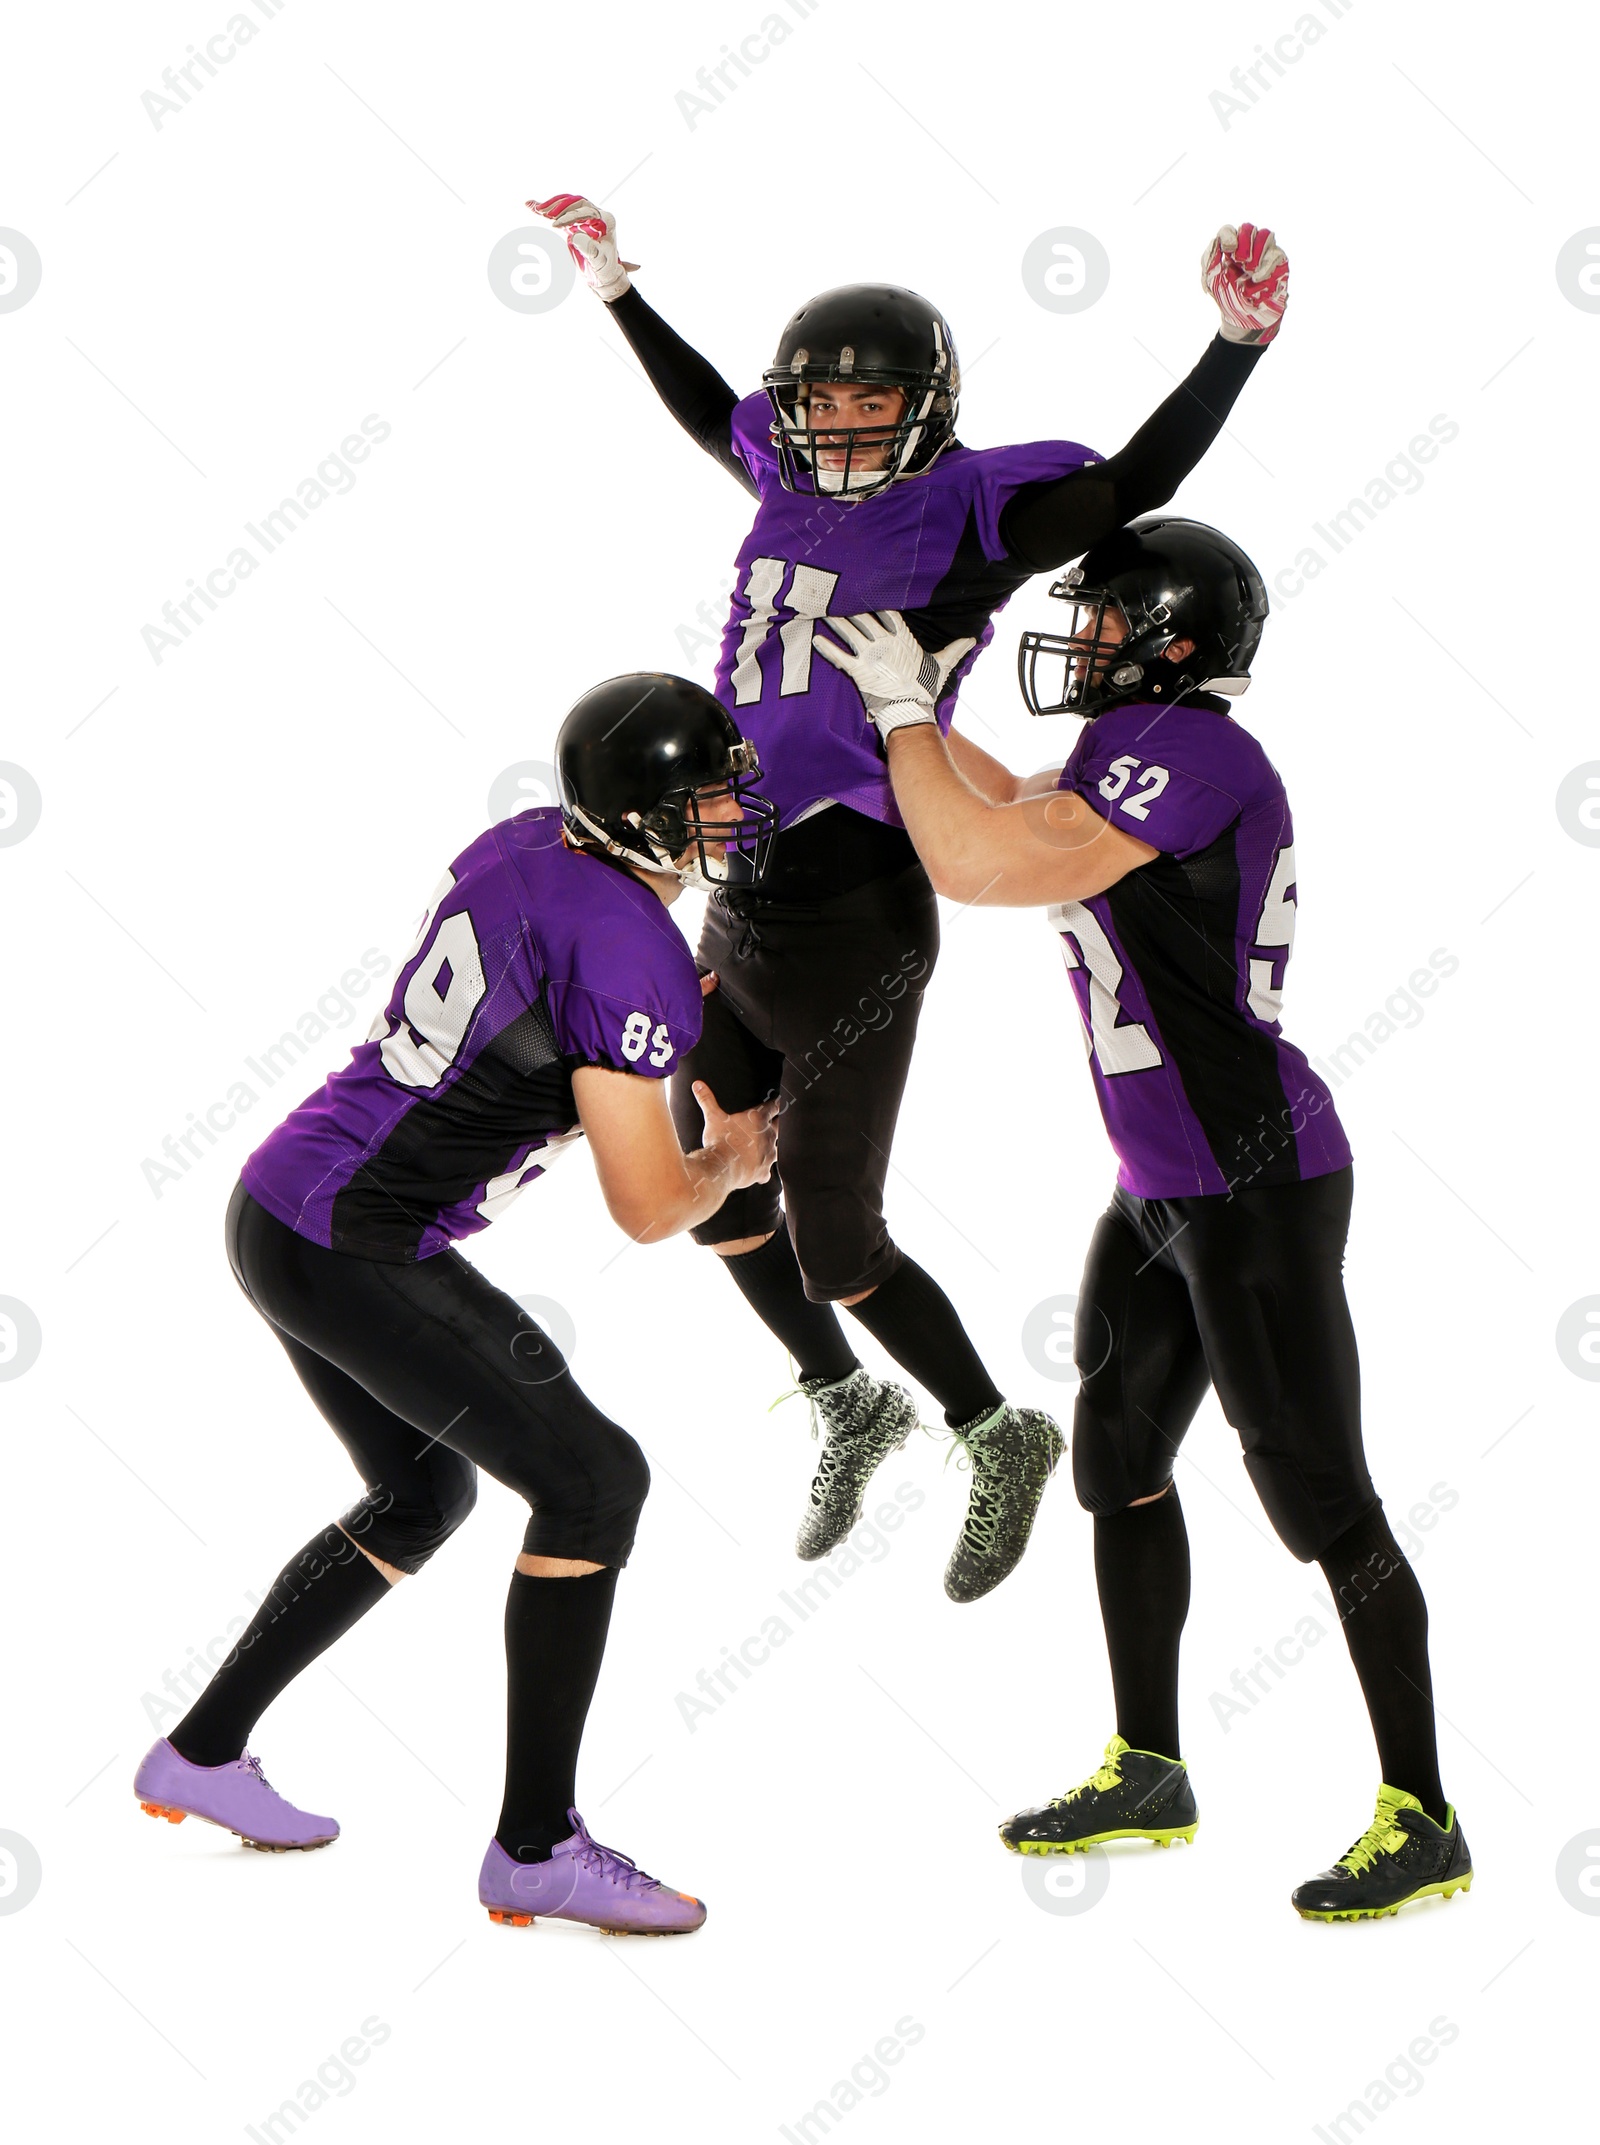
[566,1810,661,1895]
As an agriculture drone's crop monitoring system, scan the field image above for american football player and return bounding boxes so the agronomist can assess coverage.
[815,524,1470,1921]
[530,192,1285,1603]
[133,676,777,1935]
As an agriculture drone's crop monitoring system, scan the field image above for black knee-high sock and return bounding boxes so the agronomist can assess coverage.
[170,1525,390,1767]
[720,1228,859,1387]
[1093,1488,1190,1762]
[845,1256,1004,1426]
[496,1566,621,1862]
[1318,1504,1447,1824]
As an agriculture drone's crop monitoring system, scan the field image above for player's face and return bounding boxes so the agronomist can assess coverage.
[805,383,908,473]
[678,784,741,866]
[1063,599,1129,691]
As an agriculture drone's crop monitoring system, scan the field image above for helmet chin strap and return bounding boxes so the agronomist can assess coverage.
[567,800,728,892]
[1198,675,1252,696]
[815,462,893,496]
[895,383,938,477]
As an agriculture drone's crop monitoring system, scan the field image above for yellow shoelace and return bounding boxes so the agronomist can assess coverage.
[1340,1798,1410,1874]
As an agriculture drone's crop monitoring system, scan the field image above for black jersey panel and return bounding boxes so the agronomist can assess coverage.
[1102,834,1304,1190]
[902,503,1036,646]
[328,1000,580,1259]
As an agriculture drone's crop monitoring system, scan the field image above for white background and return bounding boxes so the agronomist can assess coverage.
[3,1,1594,2138]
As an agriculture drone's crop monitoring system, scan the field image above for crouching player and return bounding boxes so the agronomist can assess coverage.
[133,676,779,1936]
[815,523,1471,1922]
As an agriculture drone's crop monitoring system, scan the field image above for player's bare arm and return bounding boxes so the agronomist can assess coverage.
[885,728,1156,907]
[942,728,1023,804]
[575,1068,776,1245]
[817,608,1169,905]
[942,731,1068,806]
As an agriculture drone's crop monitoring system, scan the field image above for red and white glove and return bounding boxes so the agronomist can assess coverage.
[527,192,638,303]
[1202,223,1288,346]
[814,611,976,743]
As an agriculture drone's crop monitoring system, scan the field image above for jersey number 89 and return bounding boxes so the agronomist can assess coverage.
[621,1011,674,1068]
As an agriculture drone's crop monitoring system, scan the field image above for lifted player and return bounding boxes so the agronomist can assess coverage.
[133,676,778,1935]
[815,523,1471,1922]
[528,193,1287,1603]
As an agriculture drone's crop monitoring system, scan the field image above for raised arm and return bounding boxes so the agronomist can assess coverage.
[530,193,756,496]
[999,223,1288,572]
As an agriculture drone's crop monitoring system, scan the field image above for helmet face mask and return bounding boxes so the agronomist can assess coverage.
[631,753,776,894]
[1018,589,1159,718]
[1017,519,1269,720]
[555,678,777,892]
[762,285,960,499]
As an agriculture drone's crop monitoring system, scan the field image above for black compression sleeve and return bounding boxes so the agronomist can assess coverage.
[998,335,1267,572]
[606,287,755,495]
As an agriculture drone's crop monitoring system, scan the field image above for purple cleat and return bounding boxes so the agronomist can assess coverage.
[478,1810,707,1936]
[133,1738,338,1852]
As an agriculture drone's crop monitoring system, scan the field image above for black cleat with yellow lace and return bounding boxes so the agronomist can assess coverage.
[1292,1785,1472,1922]
[999,1737,1198,1855]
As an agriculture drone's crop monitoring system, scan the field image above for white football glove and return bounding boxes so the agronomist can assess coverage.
[814,611,977,743]
[1201,222,1288,346]
[527,192,638,302]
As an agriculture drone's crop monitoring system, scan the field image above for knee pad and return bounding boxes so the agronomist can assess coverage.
[786,1193,892,1302]
[339,1458,479,1575]
[1071,1398,1172,1516]
[689,1176,783,1248]
[586,1429,651,1547]
[612,1432,651,1532]
[519,1424,652,1568]
[1241,1448,1348,1563]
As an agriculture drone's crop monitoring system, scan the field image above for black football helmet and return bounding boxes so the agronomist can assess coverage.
[1018,516,1270,719]
[762,284,959,498]
[555,673,775,891]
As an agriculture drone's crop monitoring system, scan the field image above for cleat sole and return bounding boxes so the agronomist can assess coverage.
[1294,1872,1473,1923]
[595,1921,702,1937]
[137,1795,333,1853]
[1006,1823,1198,1856]
[486,1908,697,1936]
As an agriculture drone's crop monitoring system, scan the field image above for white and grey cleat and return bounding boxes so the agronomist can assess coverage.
[943,1404,1064,1602]
[793,1368,921,1560]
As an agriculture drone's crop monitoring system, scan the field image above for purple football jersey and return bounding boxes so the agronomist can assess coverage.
[718,392,1099,828]
[1050,702,1351,1198]
[242,809,703,1259]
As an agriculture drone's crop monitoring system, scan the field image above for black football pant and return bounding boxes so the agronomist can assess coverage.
[670,863,938,1301]
[225,1183,650,1572]
[1071,1166,1375,1561]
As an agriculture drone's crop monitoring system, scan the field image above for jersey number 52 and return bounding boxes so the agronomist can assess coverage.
[1099,755,1171,820]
